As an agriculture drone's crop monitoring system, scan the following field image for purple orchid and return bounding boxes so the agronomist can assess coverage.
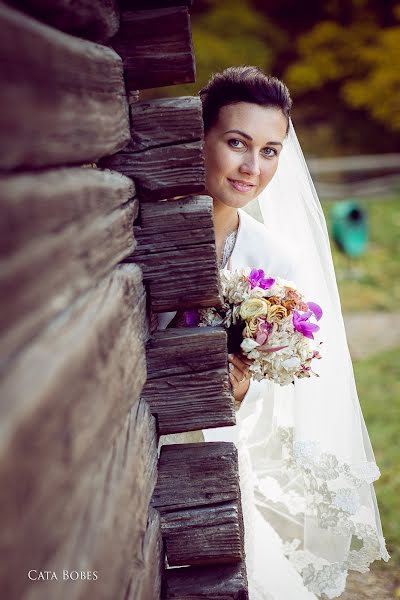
[307,301,323,321]
[249,269,275,290]
[184,309,200,327]
[293,310,320,339]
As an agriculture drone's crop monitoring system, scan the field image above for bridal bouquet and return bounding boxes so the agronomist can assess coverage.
[186,268,323,386]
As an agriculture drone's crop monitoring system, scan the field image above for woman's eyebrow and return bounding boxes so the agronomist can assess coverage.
[224,129,283,147]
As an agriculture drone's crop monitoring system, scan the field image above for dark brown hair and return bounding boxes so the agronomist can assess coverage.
[199,66,292,133]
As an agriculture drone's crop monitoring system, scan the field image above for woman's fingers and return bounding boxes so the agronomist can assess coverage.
[228,354,251,382]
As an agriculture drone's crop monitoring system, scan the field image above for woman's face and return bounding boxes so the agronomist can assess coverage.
[204,102,288,209]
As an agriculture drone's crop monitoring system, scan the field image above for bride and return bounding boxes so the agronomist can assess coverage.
[159,66,389,599]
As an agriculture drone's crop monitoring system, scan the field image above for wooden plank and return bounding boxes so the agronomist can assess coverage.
[0,265,148,594]
[101,140,205,202]
[112,7,195,91]
[0,168,137,360]
[142,368,235,434]
[134,195,214,252]
[131,195,220,312]
[162,563,248,600]
[152,443,239,511]
[153,444,243,567]
[130,243,219,312]
[135,244,218,311]
[146,328,227,379]
[161,502,243,566]
[1,399,158,600]
[124,508,163,600]
[129,97,203,152]
[9,0,120,42]
[0,4,130,170]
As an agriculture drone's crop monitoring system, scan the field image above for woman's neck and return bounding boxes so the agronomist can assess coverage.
[212,198,239,242]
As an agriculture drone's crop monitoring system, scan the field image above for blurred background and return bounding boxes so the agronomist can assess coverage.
[146,0,400,595]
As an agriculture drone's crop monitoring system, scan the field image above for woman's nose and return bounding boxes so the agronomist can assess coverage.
[239,153,261,177]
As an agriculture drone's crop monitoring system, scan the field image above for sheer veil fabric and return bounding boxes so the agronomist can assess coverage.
[203,121,389,599]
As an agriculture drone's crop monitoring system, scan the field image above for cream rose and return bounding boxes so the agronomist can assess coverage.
[239,298,270,320]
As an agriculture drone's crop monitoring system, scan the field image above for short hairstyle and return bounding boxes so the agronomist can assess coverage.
[199,66,292,133]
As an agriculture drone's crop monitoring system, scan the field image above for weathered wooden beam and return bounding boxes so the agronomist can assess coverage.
[0,265,147,597]
[134,195,214,251]
[9,0,120,42]
[132,244,219,311]
[1,399,158,600]
[153,443,239,511]
[100,140,205,202]
[161,502,243,566]
[143,368,235,434]
[124,508,163,600]
[0,168,137,360]
[0,4,130,171]
[162,563,248,600]
[130,195,220,312]
[129,97,203,152]
[153,443,244,566]
[146,328,227,379]
[112,7,195,91]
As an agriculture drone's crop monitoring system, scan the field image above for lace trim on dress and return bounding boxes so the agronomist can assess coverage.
[256,426,390,598]
[221,230,238,269]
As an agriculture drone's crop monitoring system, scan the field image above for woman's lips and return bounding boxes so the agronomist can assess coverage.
[228,178,256,193]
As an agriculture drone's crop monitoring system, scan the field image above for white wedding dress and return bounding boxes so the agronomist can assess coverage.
[204,209,389,599]
[158,208,389,599]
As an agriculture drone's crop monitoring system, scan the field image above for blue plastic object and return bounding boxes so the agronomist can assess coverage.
[331,200,368,257]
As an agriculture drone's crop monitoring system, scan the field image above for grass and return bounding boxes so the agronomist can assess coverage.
[322,195,400,312]
[354,346,400,569]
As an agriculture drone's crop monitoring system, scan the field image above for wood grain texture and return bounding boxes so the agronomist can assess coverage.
[162,563,248,600]
[9,0,120,42]
[153,443,243,567]
[146,328,227,379]
[131,244,219,312]
[100,140,205,202]
[123,508,163,600]
[131,195,220,312]
[161,502,243,566]
[134,195,215,252]
[0,168,137,360]
[142,368,235,434]
[0,265,148,596]
[112,7,195,91]
[129,97,203,152]
[153,443,239,511]
[0,4,130,170]
[0,399,158,600]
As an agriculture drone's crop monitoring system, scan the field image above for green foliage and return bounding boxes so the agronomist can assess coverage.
[193,0,271,89]
[343,26,400,130]
[285,9,400,132]
[324,196,400,312]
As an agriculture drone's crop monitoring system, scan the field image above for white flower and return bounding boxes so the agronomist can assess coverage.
[282,356,301,369]
[241,338,260,353]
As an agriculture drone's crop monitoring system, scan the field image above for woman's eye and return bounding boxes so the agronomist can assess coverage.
[228,138,245,149]
[262,147,278,157]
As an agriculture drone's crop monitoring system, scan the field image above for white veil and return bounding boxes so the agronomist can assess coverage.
[239,120,389,597]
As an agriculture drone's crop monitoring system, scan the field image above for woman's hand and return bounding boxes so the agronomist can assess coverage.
[228,353,252,405]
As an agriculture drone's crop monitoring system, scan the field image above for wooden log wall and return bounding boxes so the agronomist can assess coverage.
[0,1,249,598]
